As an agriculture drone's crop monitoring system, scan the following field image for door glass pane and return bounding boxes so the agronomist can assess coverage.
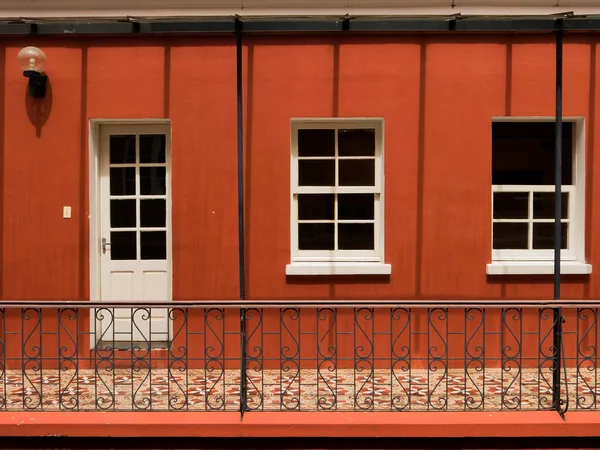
[338,223,374,250]
[338,129,375,157]
[140,135,166,163]
[140,167,166,195]
[141,199,166,227]
[533,223,568,249]
[298,129,335,157]
[298,223,334,250]
[298,194,334,220]
[493,223,528,249]
[533,192,569,219]
[298,160,335,186]
[111,231,137,260]
[339,159,375,186]
[338,194,374,220]
[110,200,136,228]
[141,231,167,260]
[110,135,136,164]
[110,168,135,196]
[493,192,529,219]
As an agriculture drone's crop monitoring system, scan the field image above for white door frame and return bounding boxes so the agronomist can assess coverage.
[88,118,173,348]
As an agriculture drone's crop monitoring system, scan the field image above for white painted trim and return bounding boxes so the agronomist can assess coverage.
[289,118,385,266]
[90,119,171,126]
[88,121,100,349]
[486,261,592,276]
[286,262,391,276]
[88,119,172,348]
[491,117,587,266]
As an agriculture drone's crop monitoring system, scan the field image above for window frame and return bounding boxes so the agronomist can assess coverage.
[490,116,586,264]
[290,118,385,264]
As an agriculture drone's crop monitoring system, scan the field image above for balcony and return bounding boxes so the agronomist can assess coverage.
[0,300,596,415]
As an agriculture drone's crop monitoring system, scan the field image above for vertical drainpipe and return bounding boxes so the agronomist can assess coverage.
[552,18,564,413]
[235,18,247,417]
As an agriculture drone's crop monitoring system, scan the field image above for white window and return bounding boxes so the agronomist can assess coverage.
[286,119,390,276]
[487,117,591,275]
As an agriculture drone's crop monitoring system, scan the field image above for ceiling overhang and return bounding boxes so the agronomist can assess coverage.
[2,0,600,19]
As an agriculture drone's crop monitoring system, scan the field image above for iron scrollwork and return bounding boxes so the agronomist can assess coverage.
[0,302,591,414]
[576,308,597,410]
[58,308,79,410]
[22,308,42,410]
[94,307,116,410]
[354,307,374,411]
[168,308,188,410]
[428,308,448,410]
[501,308,522,410]
[0,308,5,410]
[244,308,263,411]
[131,307,152,411]
[316,308,337,410]
[391,307,411,411]
[280,308,300,411]
[465,308,485,410]
[204,308,225,411]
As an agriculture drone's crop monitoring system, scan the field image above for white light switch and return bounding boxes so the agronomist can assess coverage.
[63,206,71,219]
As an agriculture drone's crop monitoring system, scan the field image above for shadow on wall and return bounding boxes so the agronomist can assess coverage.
[25,79,53,138]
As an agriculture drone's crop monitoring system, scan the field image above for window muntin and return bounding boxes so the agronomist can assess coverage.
[491,120,581,261]
[291,120,383,263]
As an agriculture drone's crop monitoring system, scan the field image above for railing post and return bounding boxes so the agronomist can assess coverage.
[552,307,563,413]
[240,308,247,416]
[552,19,564,416]
[235,17,248,418]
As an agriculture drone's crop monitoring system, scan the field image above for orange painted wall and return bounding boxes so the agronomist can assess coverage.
[0,34,599,368]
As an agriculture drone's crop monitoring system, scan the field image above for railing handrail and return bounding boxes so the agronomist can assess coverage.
[0,299,598,308]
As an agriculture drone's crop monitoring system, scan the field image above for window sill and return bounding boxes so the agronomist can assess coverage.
[486,261,592,275]
[286,262,392,276]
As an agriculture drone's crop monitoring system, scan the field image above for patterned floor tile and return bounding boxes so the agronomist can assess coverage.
[0,367,593,411]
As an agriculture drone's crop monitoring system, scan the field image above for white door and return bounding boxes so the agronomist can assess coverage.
[98,124,171,345]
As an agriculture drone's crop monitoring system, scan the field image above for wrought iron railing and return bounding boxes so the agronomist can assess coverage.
[1,300,598,415]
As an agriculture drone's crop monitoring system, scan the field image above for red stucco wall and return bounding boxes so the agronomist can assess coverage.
[1,34,598,303]
[0,34,598,370]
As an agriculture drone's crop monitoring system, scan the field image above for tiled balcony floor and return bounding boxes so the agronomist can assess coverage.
[0,368,593,411]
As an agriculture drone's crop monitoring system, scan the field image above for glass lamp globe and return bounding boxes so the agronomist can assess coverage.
[17,46,47,74]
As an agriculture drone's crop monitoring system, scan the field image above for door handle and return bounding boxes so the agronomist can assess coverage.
[102,237,111,254]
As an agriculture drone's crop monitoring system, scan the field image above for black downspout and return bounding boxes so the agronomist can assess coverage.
[235,18,247,418]
[552,19,564,415]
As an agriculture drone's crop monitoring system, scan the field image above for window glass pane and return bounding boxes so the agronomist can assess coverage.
[298,223,334,250]
[141,199,166,227]
[298,129,335,157]
[139,135,166,163]
[140,167,166,195]
[492,122,573,185]
[110,135,136,164]
[141,231,167,260]
[338,129,375,157]
[493,223,528,249]
[493,192,529,219]
[338,223,374,250]
[298,194,334,220]
[339,159,375,186]
[338,194,374,220]
[111,231,137,260]
[532,223,568,249]
[298,160,335,186]
[110,200,136,228]
[110,168,135,196]
[533,192,569,219]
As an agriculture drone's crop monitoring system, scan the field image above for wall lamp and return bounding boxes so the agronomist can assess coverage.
[17,46,48,98]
